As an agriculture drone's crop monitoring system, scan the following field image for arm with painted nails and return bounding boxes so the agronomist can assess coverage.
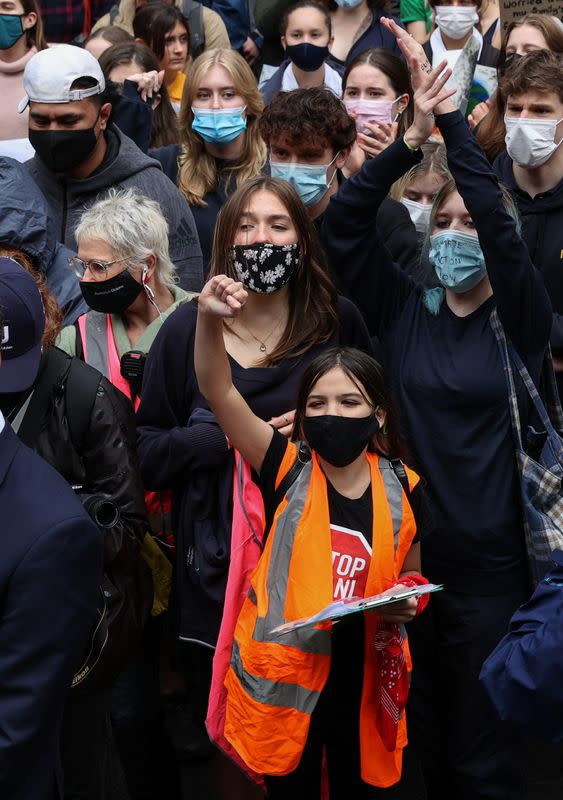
[195,276,275,473]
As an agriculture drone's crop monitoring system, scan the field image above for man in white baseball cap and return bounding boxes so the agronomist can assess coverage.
[22,43,203,293]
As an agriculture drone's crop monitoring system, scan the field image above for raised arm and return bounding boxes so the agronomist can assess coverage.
[383,16,552,355]
[195,276,274,473]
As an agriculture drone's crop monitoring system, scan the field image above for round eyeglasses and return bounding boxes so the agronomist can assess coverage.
[68,256,134,281]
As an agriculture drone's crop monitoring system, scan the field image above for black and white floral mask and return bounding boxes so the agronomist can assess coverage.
[231,243,300,293]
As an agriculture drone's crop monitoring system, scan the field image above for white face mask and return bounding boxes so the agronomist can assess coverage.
[400,198,432,234]
[435,5,478,40]
[504,116,563,169]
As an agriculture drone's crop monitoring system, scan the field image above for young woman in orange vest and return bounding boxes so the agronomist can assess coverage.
[195,269,433,796]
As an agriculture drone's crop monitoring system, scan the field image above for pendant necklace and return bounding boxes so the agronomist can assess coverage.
[231,315,283,353]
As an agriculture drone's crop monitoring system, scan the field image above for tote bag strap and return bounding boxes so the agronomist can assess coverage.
[489,309,524,449]
[539,345,563,432]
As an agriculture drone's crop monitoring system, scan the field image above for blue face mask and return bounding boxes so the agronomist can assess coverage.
[429,229,487,293]
[0,13,24,50]
[334,0,363,7]
[285,42,329,72]
[191,106,247,145]
[270,153,339,207]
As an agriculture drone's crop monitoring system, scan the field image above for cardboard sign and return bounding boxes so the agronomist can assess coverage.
[499,0,563,33]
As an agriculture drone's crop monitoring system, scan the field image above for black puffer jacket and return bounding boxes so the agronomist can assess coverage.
[14,348,150,689]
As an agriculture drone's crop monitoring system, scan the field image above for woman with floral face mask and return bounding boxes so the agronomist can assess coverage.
[321,0,403,68]
[136,175,372,799]
[0,0,46,143]
[321,18,552,799]
[262,1,343,104]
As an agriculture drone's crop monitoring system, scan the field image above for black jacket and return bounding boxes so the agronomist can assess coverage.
[7,347,149,687]
[494,150,563,358]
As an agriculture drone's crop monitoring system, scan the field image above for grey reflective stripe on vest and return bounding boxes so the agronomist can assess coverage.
[231,639,320,714]
[379,457,404,549]
[230,455,407,711]
[255,460,332,655]
[83,313,110,378]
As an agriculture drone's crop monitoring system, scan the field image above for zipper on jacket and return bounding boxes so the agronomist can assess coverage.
[61,179,68,243]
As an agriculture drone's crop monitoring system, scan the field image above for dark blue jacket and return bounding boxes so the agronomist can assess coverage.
[0,421,101,799]
[346,11,405,67]
[480,550,563,743]
[201,0,249,50]
[0,158,87,325]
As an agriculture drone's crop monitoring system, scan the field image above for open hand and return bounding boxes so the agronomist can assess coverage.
[197,275,247,318]
[357,120,399,158]
[404,60,456,149]
[242,36,260,66]
[380,17,433,92]
[468,99,490,130]
[126,70,164,103]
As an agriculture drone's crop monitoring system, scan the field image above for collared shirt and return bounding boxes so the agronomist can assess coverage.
[281,62,342,98]
[430,27,484,70]
[0,409,5,434]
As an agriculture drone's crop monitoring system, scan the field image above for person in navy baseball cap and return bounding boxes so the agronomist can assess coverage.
[0,257,45,392]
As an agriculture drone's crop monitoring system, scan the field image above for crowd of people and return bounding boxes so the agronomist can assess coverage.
[0,1,562,799]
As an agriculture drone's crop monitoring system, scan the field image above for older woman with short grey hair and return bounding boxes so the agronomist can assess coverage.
[57,186,194,798]
[57,186,194,384]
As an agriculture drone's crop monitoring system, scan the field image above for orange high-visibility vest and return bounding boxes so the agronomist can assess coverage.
[224,443,420,788]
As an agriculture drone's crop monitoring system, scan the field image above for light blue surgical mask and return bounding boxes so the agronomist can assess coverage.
[429,229,487,293]
[334,0,363,7]
[270,152,340,207]
[191,105,247,145]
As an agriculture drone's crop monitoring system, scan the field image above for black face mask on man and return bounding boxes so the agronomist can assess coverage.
[29,109,102,173]
[302,414,380,468]
[79,268,143,314]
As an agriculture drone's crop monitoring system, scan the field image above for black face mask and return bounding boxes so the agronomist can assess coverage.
[497,51,522,78]
[302,414,380,468]
[285,43,329,72]
[29,111,101,173]
[79,269,143,314]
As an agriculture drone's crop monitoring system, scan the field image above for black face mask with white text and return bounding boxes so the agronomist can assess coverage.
[302,414,380,467]
[79,269,143,314]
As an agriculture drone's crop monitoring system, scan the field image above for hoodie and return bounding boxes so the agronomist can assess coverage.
[26,126,203,293]
[494,151,563,356]
[0,157,86,324]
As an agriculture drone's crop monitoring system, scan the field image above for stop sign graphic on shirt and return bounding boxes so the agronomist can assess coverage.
[330,524,372,600]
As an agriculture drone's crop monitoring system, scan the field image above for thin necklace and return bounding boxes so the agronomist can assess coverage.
[229,315,284,353]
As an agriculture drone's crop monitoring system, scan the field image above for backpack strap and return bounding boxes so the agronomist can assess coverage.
[17,347,102,453]
[17,348,69,448]
[264,443,311,544]
[390,458,411,502]
[65,356,103,452]
[183,0,205,59]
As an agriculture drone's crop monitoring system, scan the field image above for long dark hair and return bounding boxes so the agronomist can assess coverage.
[293,347,406,460]
[133,2,190,61]
[209,176,339,367]
[99,42,180,148]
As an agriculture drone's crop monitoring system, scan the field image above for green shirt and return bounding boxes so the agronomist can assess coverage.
[56,285,194,359]
[400,0,432,33]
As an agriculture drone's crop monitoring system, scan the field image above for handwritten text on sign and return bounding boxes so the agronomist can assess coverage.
[499,0,563,32]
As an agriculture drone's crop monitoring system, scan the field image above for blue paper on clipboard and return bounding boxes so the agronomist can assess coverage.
[271,583,443,635]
